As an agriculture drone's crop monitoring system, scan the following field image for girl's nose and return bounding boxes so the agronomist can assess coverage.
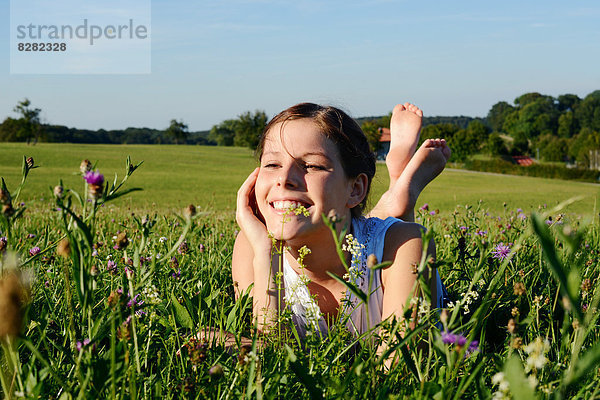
[277,164,302,189]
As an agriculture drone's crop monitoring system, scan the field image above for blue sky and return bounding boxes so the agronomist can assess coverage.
[1,0,599,131]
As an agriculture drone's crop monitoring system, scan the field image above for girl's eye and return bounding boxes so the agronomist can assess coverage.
[305,164,326,171]
[263,163,279,168]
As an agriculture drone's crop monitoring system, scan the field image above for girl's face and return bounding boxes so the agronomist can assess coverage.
[255,118,361,243]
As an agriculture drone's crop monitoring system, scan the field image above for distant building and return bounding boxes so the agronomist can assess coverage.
[377,127,391,159]
[511,156,534,166]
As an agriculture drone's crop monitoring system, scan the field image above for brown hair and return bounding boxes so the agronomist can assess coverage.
[256,103,375,217]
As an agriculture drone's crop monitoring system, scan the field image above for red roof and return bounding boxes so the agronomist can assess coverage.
[378,127,390,142]
[512,156,534,166]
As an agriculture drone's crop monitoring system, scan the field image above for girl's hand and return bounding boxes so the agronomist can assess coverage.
[236,168,271,254]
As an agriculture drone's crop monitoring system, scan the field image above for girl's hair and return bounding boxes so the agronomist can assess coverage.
[256,102,376,218]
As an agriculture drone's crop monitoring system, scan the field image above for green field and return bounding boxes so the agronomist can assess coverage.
[1,143,599,217]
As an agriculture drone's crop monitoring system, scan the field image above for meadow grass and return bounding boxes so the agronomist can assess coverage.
[0,148,600,399]
[1,143,599,218]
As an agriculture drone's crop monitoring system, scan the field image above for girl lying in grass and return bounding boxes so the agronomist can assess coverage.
[228,102,450,346]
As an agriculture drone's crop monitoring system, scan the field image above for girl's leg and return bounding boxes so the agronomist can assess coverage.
[370,139,451,222]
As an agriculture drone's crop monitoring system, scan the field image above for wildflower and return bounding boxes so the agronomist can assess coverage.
[429,210,437,216]
[513,282,526,296]
[28,246,41,257]
[0,237,7,253]
[491,243,511,261]
[114,232,129,250]
[178,241,189,254]
[518,213,527,221]
[107,260,117,274]
[184,204,196,219]
[198,243,205,252]
[80,159,92,174]
[83,170,104,199]
[492,372,510,399]
[0,272,26,338]
[440,331,478,354]
[581,278,592,295]
[511,307,520,317]
[76,338,91,352]
[117,316,132,341]
[53,185,64,199]
[419,203,429,211]
[170,256,179,268]
[185,338,208,365]
[159,236,167,243]
[107,290,121,308]
[327,209,340,223]
[524,337,550,372]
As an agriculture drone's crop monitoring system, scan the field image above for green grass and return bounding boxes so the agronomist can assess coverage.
[1,142,599,217]
[1,152,600,398]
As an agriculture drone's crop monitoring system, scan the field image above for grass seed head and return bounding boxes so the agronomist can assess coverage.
[53,185,64,199]
[0,272,26,338]
[0,188,11,205]
[507,318,516,334]
[57,239,71,258]
[114,232,129,250]
[184,204,197,219]
[513,282,526,296]
[80,159,92,174]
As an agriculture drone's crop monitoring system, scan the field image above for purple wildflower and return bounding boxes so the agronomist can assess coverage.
[429,210,437,216]
[178,241,189,254]
[107,260,117,274]
[467,341,479,354]
[420,203,429,211]
[518,213,527,221]
[475,230,487,237]
[170,256,179,268]
[171,269,181,279]
[76,338,91,352]
[460,226,468,232]
[27,233,36,239]
[198,243,205,253]
[29,246,41,256]
[441,331,457,345]
[516,208,523,213]
[83,170,104,185]
[491,243,511,261]
[546,219,553,225]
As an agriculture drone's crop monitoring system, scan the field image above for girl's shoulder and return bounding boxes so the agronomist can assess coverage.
[353,216,424,264]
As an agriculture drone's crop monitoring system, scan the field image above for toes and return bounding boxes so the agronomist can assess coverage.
[393,104,406,114]
[415,108,423,117]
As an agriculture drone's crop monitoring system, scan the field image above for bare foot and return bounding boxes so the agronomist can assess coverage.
[370,139,451,221]
[385,103,423,189]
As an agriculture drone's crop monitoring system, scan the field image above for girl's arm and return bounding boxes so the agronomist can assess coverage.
[232,168,282,331]
[380,221,430,321]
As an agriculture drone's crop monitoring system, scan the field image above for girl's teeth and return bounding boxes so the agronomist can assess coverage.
[273,201,302,210]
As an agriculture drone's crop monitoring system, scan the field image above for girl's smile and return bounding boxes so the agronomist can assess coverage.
[254,118,357,244]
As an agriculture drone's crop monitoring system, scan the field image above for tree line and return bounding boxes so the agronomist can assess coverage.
[0,100,213,145]
[3,91,600,170]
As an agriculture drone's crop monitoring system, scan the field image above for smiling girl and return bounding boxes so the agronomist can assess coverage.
[232,102,449,340]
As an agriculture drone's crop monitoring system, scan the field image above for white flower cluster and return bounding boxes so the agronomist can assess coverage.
[447,289,479,315]
[284,273,322,331]
[342,234,365,282]
[142,285,161,305]
[524,337,550,372]
[491,372,510,400]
